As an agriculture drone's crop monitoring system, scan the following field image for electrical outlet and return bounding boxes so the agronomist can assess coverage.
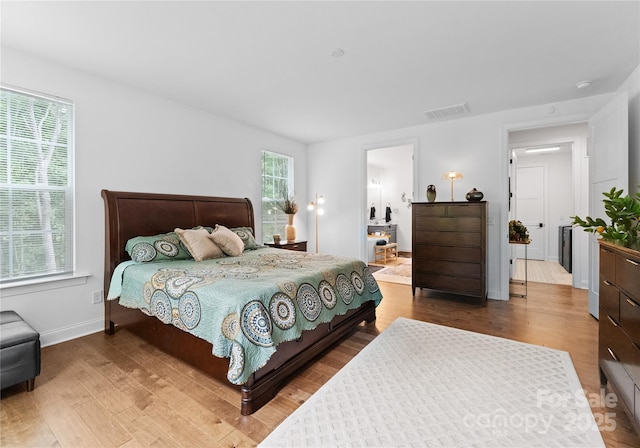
[92,290,103,304]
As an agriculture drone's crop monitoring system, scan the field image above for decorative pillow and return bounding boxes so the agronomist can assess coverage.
[175,227,225,261]
[125,232,192,263]
[209,224,244,257]
[230,226,264,251]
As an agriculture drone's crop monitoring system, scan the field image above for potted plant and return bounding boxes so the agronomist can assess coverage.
[571,186,640,249]
[509,220,529,242]
[275,187,298,215]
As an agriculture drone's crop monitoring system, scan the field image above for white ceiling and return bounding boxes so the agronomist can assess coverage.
[1,1,638,144]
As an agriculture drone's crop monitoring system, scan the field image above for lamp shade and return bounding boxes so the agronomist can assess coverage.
[442,171,463,201]
[442,171,463,180]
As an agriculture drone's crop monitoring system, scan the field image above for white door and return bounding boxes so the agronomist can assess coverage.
[588,92,629,318]
[516,166,545,260]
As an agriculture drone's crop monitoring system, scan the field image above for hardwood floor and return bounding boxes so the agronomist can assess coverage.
[2,281,639,447]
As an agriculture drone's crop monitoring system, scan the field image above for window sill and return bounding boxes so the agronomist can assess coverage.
[0,273,90,298]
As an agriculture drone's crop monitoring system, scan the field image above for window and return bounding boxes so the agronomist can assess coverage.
[261,150,294,241]
[0,86,75,284]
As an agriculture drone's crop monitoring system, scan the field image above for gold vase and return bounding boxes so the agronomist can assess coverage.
[285,214,296,241]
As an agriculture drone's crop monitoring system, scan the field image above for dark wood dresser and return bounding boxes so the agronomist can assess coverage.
[412,201,487,302]
[599,241,640,433]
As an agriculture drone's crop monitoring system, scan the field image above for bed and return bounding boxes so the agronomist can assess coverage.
[101,189,381,415]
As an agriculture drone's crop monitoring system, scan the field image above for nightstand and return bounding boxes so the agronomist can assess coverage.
[265,240,307,252]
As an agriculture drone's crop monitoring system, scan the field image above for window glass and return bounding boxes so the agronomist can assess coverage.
[261,150,293,241]
[0,86,74,283]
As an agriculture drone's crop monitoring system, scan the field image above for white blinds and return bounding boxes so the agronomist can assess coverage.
[261,150,294,240]
[0,86,75,283]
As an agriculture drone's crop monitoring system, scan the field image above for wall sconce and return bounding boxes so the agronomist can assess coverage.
[442,171,463,201]
[307,193,325,253]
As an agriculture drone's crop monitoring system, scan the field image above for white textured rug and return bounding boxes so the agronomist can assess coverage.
[260,318,604,448]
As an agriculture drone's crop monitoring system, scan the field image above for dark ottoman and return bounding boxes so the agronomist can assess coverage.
[1,311,41,391]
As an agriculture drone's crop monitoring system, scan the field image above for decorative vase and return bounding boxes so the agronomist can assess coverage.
[426,185,437,202]
[285,214,296,241]
[466,188,484,202]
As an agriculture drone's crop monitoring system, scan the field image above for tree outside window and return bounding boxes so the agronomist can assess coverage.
[0,87,74,283]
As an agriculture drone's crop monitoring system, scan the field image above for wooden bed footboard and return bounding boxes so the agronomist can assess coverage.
[101,189,377,414]
[106,297,375,414]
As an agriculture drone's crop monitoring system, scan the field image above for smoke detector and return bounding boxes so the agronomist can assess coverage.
[424,102,470,120]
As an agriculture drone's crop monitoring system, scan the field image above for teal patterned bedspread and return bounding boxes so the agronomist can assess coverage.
[108,248,382,385]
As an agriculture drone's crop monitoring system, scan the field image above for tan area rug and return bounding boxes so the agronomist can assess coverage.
[371,257,411,285]
[512,259,572,285]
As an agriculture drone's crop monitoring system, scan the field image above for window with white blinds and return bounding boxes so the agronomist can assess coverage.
[261,150,294,241]
[0,86,75,283]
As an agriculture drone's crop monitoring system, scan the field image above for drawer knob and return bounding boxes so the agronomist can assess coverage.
[626,258,639,266]
[626,297,639,307]
[603,280,612,286]
[607,347,620,362]
[607,315,619,327]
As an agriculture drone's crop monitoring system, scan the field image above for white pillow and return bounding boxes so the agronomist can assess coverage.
[175,227,224,261]
[209,224,244,257]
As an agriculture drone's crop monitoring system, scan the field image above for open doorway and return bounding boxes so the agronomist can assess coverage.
[364,143,414,285]
[508,123,588,288]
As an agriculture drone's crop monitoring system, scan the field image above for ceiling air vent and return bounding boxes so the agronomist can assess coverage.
[424,102,470,120]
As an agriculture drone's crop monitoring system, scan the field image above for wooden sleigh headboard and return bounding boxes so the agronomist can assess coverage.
[101,189,255,297]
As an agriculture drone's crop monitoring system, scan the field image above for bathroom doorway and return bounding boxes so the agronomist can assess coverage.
[364,143,414,284]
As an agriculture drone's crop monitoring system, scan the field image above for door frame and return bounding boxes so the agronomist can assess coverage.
[499,113,593,300]
[361,137,419,263]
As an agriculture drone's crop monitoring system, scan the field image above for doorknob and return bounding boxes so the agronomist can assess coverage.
[539,223,544,228]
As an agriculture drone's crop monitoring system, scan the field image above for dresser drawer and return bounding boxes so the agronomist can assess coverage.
[413,204,447,217]
[413,216,482,232]
[599,278,620,323]
[621,293,640,345]
[414,273,482,297]
[414,245,482,262]
[600,313,637,408]
[414,260,481,278]
[601,311,640,384]
[600,246,616,282]
[616,253,640,299]
[447,203,484,217]
[414,231,482,247]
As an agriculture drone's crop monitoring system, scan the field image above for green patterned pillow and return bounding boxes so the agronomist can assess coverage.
[230,227,264,251]
[125,232,193,262]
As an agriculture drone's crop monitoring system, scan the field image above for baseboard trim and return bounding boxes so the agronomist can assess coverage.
[39,318,103,347]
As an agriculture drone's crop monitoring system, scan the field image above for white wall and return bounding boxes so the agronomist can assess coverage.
[307,93,618,300]
[617,65,640,195]
[0,48,307,346]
